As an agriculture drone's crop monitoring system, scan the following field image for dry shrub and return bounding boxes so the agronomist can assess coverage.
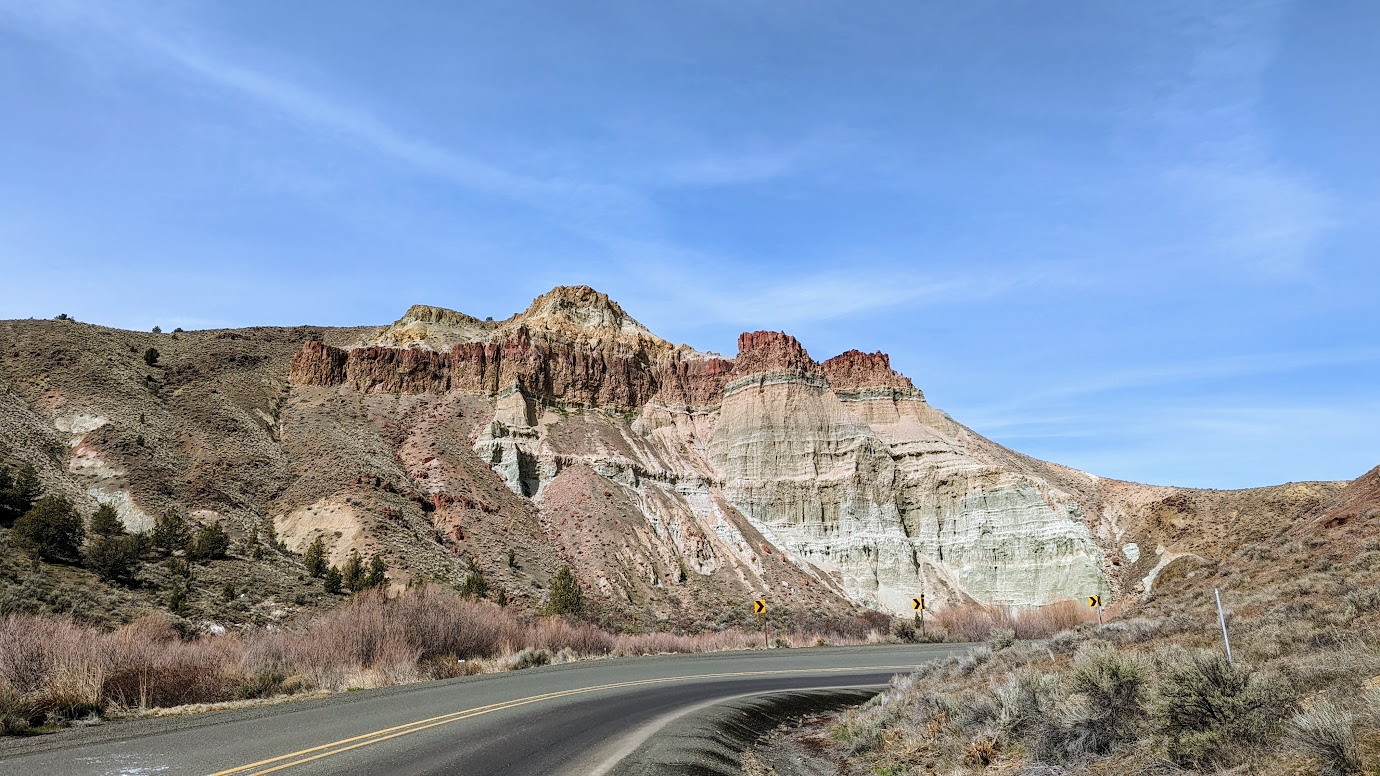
[0,615,106,721]
[935,600,1092,644]
[1017,599,1094,639]
[287,586,525,689]
[615,630,754,655]
[937,604,1002,642]
[1290,698,1361,776]
[1049,643,1148,758]
[532,617,614,655]
[103,616,240,708]
[962,735,998,766]
[1154,648,1297,768]
[506,648,551,670]
[2,583,886,733]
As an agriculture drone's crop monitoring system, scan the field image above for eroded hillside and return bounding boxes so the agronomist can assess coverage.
[0,286,1353,628]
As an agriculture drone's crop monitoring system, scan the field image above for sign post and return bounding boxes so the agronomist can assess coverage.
[753,599,768,648]
[1215,588,1232,665]
[1088,594,1102,628]
[912,595,926,637]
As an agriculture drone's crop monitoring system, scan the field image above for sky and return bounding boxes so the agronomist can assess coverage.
[1,0,1377,489]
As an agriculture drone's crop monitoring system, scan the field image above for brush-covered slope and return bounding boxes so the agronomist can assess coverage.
[0,287,1355,629]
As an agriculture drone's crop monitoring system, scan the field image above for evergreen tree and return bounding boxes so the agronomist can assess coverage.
[167,578,191,613]
[143,347,160,366]
[89,503,125,538]
[303,536,327,577]
[323,565,343,595]
[13,495,86,562]
[546,565,583,617]
[151,510,190,555]
[341,550,365,592]
[85,535,143,584]
[187,522,230,561]
[458,568,488,600]
[0,462,41,525]
[365,554,387,589]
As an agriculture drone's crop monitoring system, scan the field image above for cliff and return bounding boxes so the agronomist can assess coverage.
[5,286,1353,629]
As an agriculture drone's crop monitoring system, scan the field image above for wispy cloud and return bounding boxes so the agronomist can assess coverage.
[1137,1,1338,276]
[980,399,1380,488]
[1164,166,1336,274]
[0,0,654,231]
[964,346,1380,432]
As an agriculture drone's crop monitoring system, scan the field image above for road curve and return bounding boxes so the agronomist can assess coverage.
[0,644,960,776]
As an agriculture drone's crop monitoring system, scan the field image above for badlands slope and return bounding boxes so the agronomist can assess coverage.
[0,286,1346,627]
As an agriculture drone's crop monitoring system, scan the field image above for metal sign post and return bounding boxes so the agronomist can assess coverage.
[1088,595,1102,627]
[1215,588,1233,664]
[912,595,925,637]
[754,599,768,648]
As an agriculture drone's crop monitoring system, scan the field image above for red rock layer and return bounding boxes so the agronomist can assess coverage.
[290,328,919,407]
[820,350,916,391]
[732,331,821,377]
[291,328,661,406]
[653,355,735,407]
[289,341,347,385]
[344,346,452,394]
[489,326,659,407]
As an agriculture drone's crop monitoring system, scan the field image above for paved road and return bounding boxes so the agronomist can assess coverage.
[0,644,959,776]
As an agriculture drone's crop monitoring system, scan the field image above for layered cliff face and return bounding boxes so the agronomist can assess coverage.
[281,289,1157,615]
[4,285,1351,629]
[706,332,1105,611]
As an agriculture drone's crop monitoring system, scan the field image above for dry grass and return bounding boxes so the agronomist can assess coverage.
[932,599,1095,643]
[825,588,1380,775]
[0,584,897,732]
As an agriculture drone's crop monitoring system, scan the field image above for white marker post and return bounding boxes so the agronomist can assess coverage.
[1215,588,1233,665]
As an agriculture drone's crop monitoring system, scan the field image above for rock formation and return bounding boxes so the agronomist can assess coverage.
[281,287,1146,613]
[2,285,1354,629]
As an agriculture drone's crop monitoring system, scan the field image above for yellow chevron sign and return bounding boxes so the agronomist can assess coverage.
[1088,595,1101,608]
[753,599,766,614]
[911,596,925,610]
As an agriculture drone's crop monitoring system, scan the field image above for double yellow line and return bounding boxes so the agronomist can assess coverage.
[212,664,915,775]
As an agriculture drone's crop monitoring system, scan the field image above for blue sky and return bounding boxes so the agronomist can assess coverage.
[1,0,1377,489]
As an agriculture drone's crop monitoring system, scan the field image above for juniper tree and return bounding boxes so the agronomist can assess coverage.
[303,535,327,577]
[546,565,583,617]
[342,550,365,592]
[365,554,387,589]
[13,496,85,562]
[459,567,488,600]
[323,565,343,595]
[89,503,125,538]
[85,535,143,584]
[0,462,41,525]
[187,522,230,561]
[151,510,190,555]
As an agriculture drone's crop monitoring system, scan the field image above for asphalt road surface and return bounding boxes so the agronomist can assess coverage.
[0,644,960,776]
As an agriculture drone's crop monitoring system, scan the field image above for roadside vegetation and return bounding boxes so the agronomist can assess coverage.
[0,459,930,735]
[821,565,1380,773]
[0,584,916,735]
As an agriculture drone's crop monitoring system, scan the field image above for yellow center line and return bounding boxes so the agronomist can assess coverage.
[213,664,919,775]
